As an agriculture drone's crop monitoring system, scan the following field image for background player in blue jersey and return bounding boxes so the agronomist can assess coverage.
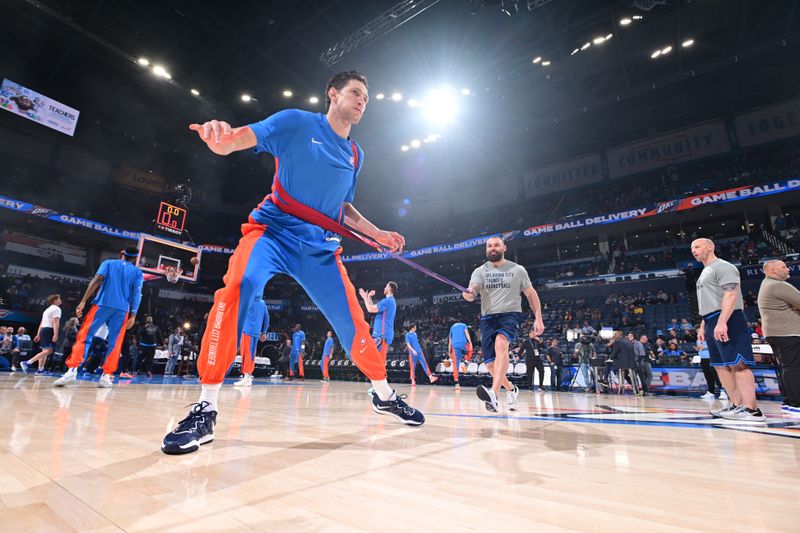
[448,322,473,390]
[320,331,335,381]
[359,281,398,360]
[289,324,306,380]
[234,296,269,388]
[54,246,143,388]
[162,70,424,456]
[405,325,438,386]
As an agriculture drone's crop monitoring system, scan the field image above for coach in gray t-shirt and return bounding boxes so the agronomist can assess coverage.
[469,260,533,316]
[696,257,744,316]
[463,236,544,413]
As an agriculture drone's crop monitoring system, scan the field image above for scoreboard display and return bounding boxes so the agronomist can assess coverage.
[156,201,187,235]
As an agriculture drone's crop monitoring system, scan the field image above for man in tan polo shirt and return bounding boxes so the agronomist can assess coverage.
[758,260,800,416]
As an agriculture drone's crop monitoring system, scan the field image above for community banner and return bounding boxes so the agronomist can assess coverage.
[0,79,80,136]
[735,98,800,148]
[606,120,731,179]
[523,153,604,198]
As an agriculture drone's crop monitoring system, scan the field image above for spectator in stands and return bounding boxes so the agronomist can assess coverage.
[10,326,31,371]
[581,321,596,336]
[662,342,687,363]
[546,339,564,391]
[680,318,693,335]
[667,318,681,333]
[0,326,14,364]
[657,290,668,303]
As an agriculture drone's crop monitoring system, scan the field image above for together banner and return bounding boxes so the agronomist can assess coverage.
[2,179,799,262]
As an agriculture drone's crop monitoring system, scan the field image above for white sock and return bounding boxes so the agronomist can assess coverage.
[371,380,394,401]
[198,383,221,412]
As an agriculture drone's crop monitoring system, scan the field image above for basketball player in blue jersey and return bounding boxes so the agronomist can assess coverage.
[234,296,269,388]
[359,281,398,360]
[288,324,306,380]
[405,325,438,386]
[448,321,473,390]
[54,247,143,389]
[320,331,335,381]
[162,70,425,455]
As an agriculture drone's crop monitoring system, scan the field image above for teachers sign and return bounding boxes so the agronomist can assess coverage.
[0,79,80,136]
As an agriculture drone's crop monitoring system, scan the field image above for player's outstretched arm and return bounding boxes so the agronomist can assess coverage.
[188,121,256,156]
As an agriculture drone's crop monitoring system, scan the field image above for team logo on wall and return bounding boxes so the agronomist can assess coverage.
[31,206,57,217]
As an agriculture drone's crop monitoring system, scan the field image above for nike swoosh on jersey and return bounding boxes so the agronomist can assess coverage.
[311,138,324,144]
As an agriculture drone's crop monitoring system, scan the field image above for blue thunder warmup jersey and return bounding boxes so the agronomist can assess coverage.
[449,322,469,349]
[405,331,422,353]
[323,337,335,357]
[92,259,144,313]
[248,110,365,250]
[291,330,306,353]
[243,299,269,337]
[372,296,396,343]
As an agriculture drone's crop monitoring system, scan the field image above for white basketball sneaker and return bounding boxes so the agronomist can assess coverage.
[507,385,519,411]
[53,368,77,387]
[233,374,253,387]
[97,373,114,388]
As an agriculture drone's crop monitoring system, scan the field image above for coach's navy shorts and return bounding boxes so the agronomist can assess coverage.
[480,312,522,364]
[703,309,755,367]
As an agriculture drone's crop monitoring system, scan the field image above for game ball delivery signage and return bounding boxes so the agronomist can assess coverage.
[0,79,80,136]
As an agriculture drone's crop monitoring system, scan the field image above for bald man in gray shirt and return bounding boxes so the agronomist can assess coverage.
[464,236,544,412]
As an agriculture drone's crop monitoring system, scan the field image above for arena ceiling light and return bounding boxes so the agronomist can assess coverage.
[592,36,605,45]
[410,139,421,148]
[376,93,385,100]
[241,93,252,102]
[152,64,171,79]
[650,49,662,59]
[570,48,579,55]
[282,90,293,97]
[190,88,200,96]
[461,87,470,95]
[401,145,409,151]
[532,56,542,64]
[137,57,150,66]
[541,60,551,66]
[309,96,319,104]
[605,33,613,40]
[682,38,695,47]
[620,17,632,26]
[391,92,403,101]
[661,45,673,55]
[423,86,459,126]
[581,42,591,50]
[408,98,420,107]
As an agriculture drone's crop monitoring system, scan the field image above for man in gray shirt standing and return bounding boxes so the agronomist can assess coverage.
[691,238,765,422]
[463,236,545,412]
[757,260,800,416]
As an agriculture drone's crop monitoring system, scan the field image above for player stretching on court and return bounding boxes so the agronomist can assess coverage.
[234,296,269,388]
[53,247,143,388]
[288,323,305,380]
[405,325,438,386]
[320,330,335,381]
[448,321,473,390]
[463,237,544,412]
[359,281,398,360]
[162,71,424,455]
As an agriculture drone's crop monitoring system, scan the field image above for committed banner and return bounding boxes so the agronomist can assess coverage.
[735,98,800,148]
[0,79,80,136]
[523,153,604,198]
[114,166,167,194]
[606,120,731,179]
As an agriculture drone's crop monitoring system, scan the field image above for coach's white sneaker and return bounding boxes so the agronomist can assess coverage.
[233,374,253,387]
[507,385,519,411]
[98,374,114,388]
[700,392,715,400]
[719,390,728,400]
[721,405,766,422]
[53,368,77,387]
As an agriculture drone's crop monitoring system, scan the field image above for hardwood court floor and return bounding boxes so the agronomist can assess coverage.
[1,373,798,533]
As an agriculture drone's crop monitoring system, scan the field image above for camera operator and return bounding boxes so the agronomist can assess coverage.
[519,330,545,391]
[609,331,638,394]
[574,334,596,392]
